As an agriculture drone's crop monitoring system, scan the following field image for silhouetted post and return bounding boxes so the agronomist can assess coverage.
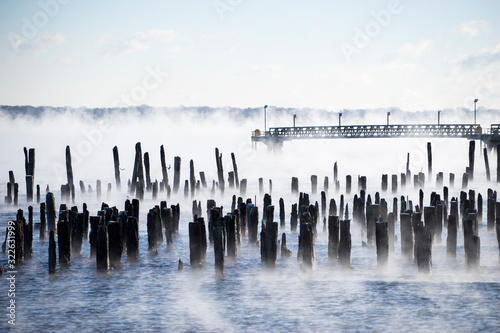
[338,220,351,267]
[71,213,84,256]
[189,159,196,197]
[424,206,437,243]
[279,198,285,227]
[346,175,351,194]
[260,210,278,267]
[214,226,225,276]
[111,146,121,190]
[226,215,238,258]
[170,156,180,194]
[49,230,56,274]
[239,179,247,197]
[381,174,388,192]
[291,177,299,194]
[189,217,207,268]
[415,223,432,273]
[248,205,259,244]
[333,161,338,186]
[298,221,315,269]
[483,148,491,181]
[427,142,432,179]
[24,148,35,203]
[447,214,457,260]
[487,192,495,231]
[65,146,74,201]
[108,221,122,267]
[96,224,109,271]
[126,216,139,261]
[231,152,239,189]
[468,140,475,181]
[391,174,398,193]
[376,222,389,266]
[311,175,318,195]
[463,218,480,270]
[328,215,339,260]
[57,219,70,265]
[436,172,443,187]
[158,145,168,191]
[388,212,395,252]
[38,202,46,241]
[400,213,414,260]
[89,216,101,257]
[290,203,298,232]
[215,148,225,194]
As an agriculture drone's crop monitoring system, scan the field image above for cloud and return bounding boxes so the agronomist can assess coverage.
[397,39,432,59]
[457,20,490,37]
[13,33,66,56]
[452,42,500,70]
[167,46,185,58]
[109,29,177,54]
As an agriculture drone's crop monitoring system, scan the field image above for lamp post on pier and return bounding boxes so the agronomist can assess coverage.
[474,99,478,125]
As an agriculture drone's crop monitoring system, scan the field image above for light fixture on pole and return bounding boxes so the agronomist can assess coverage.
[339,112,343,127]
[474,99,478,125]
[387,111,391,126]
[264,105,268,133]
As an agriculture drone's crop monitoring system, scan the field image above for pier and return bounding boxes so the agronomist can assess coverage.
[251,124,500,149]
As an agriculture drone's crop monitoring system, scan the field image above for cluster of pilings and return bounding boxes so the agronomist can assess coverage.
[2,141,500,278]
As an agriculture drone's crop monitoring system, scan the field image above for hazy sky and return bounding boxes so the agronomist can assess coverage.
[0,0,499,111]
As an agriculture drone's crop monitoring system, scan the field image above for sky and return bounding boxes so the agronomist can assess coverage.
[0,0,499,112]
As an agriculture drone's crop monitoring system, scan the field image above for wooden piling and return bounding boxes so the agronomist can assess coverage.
[290,203,298,232]
[328,215,339,260]
[24,148,35,203]
[215,148,225,194]
[311,175,318,195]
[248,205,259,244]
[427,142,432,178]
[346,175,351,194]
[57,220,70,265]
[400,213,414,260]
[226,215,238,258]
[214,226,225,276]
[291,177,299,194]
[388,212,395,252]
[391,174,397,193]
[260,214,278,267]
[48,230,56,274]
[338,219,351,267]
[381,174,388,192]
[126,216,139,261]
[463,218,480,270]
[468,140,475,181]
[65,146,74,200]
[96,224,109,271]
[298,221,315,269]
[375,222,389,266]
[415,223,432,273]
[71,213,84,256]
[231,152,239,189]
[279,198,285,227]
[447,214,457,260]
[108,221,122,267]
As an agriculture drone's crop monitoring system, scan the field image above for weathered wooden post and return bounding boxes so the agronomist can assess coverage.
[39,202,46,241]
[463,218,480,270]
[391,174,397,193]
[468,140,475,181]
[144,152,152,191]
[111,146,121,191]
[126,216,139,261]
[89,216,101,257]
[215,148,225,194]
[226,215,237,258]
[260,208,278,267]
[248,205,259,244]
[427,142,432,179]
[424,206,437,243]
[65,146,74,201]
[400,213,414,260]
[388,212,395,252]
[346,175,351,194]
[487,191,496,231]
[46,192,57,232]
[311,175,318,195]
[415,223,432,273]
[338,219,351,267]
[291,177,299,194]
[279,198,285,227]
[24,148,35,203]
[381,174,388,192]
[231,152,239,189]
[57,219,70,265]
[108,221,122,267]
[71,213,84,256]
[46,229,56,274]
[436,172,444,187]
[290,203,298,232]
[376,221,389,266]
[328,215,339,260]
[447,214,457,260]
[298,220,315,269]
[96,224,109,271]
[214,225,225,276]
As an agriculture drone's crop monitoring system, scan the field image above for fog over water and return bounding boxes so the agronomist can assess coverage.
[1,106,500,332]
